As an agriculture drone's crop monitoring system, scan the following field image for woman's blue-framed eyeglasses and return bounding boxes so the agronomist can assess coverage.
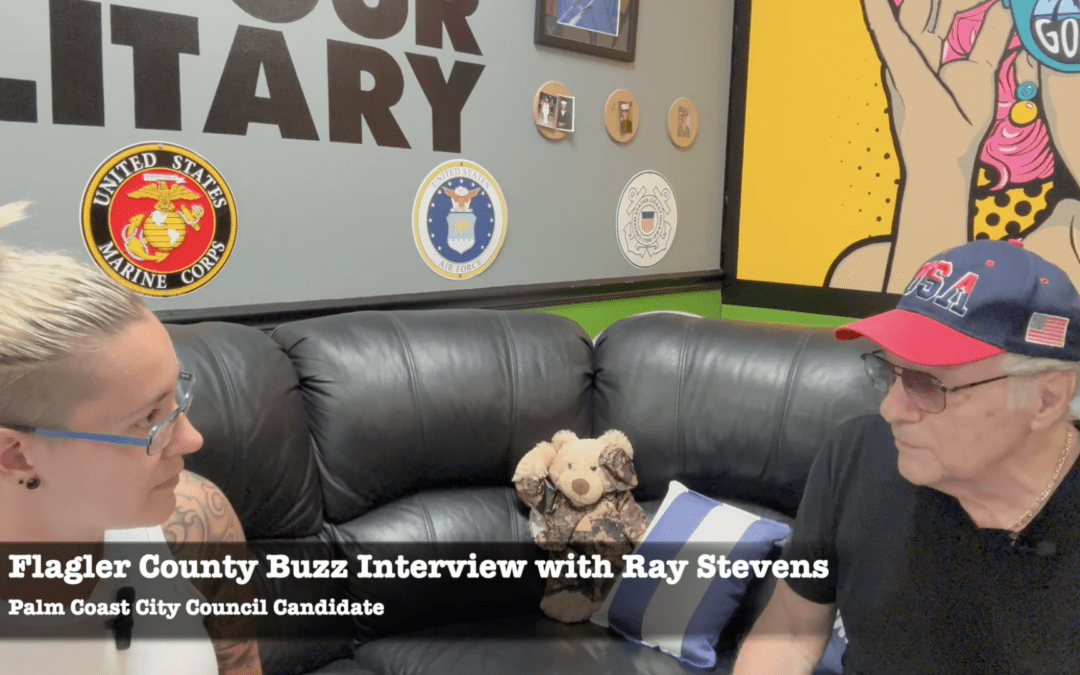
[1,372,195,456]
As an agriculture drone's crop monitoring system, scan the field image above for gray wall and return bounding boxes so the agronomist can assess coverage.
[0,0,732,312]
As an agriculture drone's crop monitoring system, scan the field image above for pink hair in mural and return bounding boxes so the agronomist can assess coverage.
[894,0,1054,189]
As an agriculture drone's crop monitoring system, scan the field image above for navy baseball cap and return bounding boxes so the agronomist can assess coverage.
[835,240,1080,366]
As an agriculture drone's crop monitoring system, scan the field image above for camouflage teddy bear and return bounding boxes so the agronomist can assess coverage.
[512,429,648,623]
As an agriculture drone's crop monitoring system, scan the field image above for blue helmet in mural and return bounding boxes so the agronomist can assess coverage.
[1008,0,1080,71]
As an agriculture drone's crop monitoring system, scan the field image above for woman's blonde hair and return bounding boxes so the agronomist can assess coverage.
[0,202,147,428]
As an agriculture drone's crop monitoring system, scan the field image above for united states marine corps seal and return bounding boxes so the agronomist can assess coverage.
[81,142,237,296]
[413,160,507,279]
[616,171,678,268]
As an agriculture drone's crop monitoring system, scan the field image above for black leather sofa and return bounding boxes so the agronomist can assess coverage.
[166,309,883,675]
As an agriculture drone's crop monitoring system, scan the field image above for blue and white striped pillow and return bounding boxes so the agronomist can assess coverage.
[591,481,792,668]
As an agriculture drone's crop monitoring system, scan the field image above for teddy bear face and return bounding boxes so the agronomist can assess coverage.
[549,438,610,507]
[512,429,638,514]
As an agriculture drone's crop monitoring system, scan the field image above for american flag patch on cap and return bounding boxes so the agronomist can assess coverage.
[1025,312,1069,348]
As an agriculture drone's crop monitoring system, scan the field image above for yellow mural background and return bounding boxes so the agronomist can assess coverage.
[737,1,900,285]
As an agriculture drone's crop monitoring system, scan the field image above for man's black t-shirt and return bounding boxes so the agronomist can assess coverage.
[783,415,1080,674]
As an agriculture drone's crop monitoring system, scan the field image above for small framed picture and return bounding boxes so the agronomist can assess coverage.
[534,0,639,63]
[536,92,559,129]
[604,88,639,143]
[554,95,575,132]
[534,82,573,140]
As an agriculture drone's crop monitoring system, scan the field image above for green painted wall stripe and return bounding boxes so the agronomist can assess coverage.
[530,290,721,338]
[719,304,853,327]
[529,292,856,338]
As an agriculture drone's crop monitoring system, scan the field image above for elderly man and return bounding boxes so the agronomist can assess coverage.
[733,240,1080,673]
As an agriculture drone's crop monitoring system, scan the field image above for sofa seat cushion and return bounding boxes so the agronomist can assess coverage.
[351,613,736,674]
[307,658,379,674]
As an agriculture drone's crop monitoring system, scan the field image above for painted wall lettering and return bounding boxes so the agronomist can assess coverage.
[1,0,484,151]
[328,41,410,148]
[203,26,319,140]
[406,54,484,153]
[230,0,319,24]
[111,5,199,131]
[333,0,409,41]
[415,0,481,55]
[0,79,36,124]
[51,0,104,126]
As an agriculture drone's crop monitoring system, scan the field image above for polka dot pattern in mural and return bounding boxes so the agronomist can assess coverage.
[737,0,906,286]
[835,88,899,237]
[971,168,1054,241]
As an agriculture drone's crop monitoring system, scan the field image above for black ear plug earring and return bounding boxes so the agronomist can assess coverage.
[26,477,39,490]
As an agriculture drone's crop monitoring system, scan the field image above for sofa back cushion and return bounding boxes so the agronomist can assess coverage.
[166,322,324,540]
[271,309,594,523]
[167,322,349,674]
[593,313,883,517]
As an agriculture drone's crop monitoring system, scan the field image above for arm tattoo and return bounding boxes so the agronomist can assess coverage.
[163,471,241,546]
[164,472,264,675]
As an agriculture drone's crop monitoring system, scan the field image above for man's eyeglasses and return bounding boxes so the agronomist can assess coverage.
[861,352,1009,414]
[2,372,195,456]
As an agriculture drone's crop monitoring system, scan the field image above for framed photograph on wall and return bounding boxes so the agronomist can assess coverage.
[534,0,639,62]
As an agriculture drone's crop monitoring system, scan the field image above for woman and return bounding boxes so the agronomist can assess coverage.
[831,0,1080,292]
[0,201,262,674]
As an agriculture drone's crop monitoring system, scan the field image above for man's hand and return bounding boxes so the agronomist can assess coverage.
[165,471,263,675]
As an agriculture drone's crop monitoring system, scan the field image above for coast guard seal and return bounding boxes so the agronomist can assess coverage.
[81,142,237,297]
[413,160,507,279]
[616,171,677,268]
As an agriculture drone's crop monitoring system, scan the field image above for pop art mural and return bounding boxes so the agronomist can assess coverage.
[725,0,1080,314]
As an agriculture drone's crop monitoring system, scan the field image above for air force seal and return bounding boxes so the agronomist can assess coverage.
[617,171,678,268]
[81,142,237,297]
[414,160,507,279]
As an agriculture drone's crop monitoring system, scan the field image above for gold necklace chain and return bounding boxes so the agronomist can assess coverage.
[1008,427,1073,538]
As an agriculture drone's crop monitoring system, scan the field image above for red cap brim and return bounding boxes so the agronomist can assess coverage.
[834,309,1004,366]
